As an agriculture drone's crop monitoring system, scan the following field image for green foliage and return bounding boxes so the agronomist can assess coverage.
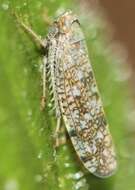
[0,0,135,190]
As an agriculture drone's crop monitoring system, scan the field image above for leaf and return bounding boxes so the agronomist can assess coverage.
[0,0,135,190]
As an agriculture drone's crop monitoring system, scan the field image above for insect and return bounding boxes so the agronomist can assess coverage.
[15,10,117,178]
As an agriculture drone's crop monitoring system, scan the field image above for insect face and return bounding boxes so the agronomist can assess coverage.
[54,11,79,34]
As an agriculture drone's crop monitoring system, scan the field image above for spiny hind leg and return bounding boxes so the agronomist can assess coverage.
[54,117,67,148]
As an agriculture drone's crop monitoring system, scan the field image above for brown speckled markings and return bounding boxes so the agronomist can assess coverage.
[47,11,117,178]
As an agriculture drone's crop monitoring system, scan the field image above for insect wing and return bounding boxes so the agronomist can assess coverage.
[52,14,117,178]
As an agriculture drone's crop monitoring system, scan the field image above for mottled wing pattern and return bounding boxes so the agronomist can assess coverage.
[48,12,117,178]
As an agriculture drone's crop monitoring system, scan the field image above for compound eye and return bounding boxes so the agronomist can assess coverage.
[71,18,80,25]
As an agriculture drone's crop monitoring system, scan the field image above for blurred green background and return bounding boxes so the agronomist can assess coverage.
[0,0,135,190]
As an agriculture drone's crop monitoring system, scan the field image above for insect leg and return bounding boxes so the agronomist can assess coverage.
[54,117,67,148]
[40,56,47,110]
[54,117,61,148]
[42,8,52,26]
[13,12,47,49]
